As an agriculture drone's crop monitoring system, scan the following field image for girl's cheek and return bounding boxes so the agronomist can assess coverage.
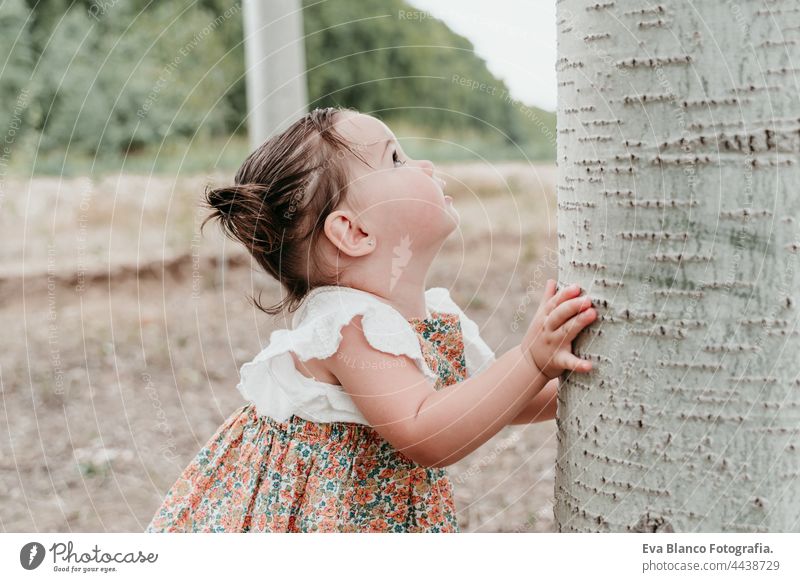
[411,178,442,205]
[381,199,423,225]
[387,200,431,230]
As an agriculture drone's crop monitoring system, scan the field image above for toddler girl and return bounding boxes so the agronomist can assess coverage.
[145,107,597,533]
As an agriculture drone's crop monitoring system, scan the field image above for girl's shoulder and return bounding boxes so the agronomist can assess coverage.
[289,285,427,360]
[289,285,441,381]
[296,285,496,367]
[293,285,496,377]
[289,285,402,330]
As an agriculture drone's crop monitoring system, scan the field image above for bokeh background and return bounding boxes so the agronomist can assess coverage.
[2,0,562,531]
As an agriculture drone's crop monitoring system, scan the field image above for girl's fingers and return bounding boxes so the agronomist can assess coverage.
[561,307,597,341]
[547,296,593,331]
[540,280,557,312]
[546,282,582,311]
[545,279,557,299]
[560,353,593,373]
[533,280,557,321]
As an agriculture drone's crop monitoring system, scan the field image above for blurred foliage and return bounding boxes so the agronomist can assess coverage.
[3,0,555,175]
[0,0,35,158]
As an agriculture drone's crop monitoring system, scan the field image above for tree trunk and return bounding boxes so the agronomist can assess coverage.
[554,0,800,532]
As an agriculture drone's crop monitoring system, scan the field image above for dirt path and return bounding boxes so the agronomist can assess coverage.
[1,164,560,532]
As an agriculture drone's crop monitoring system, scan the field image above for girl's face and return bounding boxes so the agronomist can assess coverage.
[334,112,459,250]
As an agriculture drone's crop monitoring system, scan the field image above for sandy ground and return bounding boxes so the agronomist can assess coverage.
[0,163,561,532]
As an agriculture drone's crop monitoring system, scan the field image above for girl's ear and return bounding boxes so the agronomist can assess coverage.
[324,210,375,257]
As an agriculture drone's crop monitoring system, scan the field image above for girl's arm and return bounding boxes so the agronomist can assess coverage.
[509,378,558,424]
[327,321,547,468]
[323,281,595,467]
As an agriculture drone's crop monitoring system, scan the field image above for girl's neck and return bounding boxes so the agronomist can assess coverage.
[323,232,445,320]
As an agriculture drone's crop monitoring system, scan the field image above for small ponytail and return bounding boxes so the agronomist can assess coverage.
[202,183,277,253]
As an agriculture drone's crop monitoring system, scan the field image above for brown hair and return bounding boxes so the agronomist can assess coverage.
[202,106,367,315]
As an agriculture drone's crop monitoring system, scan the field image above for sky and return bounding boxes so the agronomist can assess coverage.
[408,0,557,111]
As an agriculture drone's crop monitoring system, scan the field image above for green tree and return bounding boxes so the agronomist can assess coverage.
[30,2,237,158]
[0,0,34,154]
[10,0,556,166]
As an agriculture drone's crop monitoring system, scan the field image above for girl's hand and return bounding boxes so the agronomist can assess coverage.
[521,279,597,380]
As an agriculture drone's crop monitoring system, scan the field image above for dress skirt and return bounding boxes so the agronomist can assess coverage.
[145,402,460,532]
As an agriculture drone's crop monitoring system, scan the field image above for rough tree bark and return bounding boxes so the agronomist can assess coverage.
[554,0,800,532]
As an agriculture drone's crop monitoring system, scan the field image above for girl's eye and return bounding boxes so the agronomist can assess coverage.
[392,150,406,167]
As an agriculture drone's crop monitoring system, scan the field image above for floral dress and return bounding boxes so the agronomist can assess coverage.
[145,286,495,533]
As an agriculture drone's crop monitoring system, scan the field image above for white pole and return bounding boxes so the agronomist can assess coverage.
[242,0,308,150]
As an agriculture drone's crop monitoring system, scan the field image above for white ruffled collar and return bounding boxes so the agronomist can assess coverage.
[294,285,434,327]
